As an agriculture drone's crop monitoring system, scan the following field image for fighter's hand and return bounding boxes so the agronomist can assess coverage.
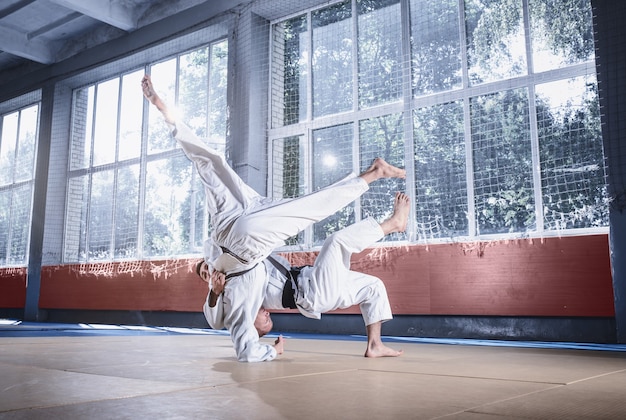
[274,335,285,355]
[210,270,226,295]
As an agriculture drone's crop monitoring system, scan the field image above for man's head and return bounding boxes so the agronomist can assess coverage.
[254,307,273,337]
[196,260,210,283]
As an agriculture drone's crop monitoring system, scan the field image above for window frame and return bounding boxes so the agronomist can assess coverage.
[267,0,607,248]
[63,40,228,263]
[0,101,40,267]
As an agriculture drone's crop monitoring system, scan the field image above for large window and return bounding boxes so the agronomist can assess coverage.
[0,104,39,266]
[270,0,606,245]
[65,40,228,262]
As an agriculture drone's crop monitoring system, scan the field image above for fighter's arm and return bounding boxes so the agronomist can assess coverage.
[201,268,228,330]
[222,271,279,362]
[208,270,226,308]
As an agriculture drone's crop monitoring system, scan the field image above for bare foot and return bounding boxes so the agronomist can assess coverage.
[380,192,410,235]
[141,74,175,124]
[359,158,406,184]
[365,343,404,358]
[141,74,157,103]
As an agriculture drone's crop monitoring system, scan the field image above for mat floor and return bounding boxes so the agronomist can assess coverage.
[1,322,625,419]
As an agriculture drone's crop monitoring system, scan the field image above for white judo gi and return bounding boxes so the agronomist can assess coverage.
[172,121,369,273]
[170,121,373,361]
[205,217,393,362]
[265,216,393,324]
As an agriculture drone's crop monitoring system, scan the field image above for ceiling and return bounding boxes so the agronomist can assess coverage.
[0,0,222,81]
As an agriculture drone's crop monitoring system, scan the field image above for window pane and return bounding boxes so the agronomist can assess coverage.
[9,184,32,264]
[312,123,354,243]
[411,0,462,96]
[529,0,595,73]
[114,165,140,258]
[359,113,406,241]
[537,76,607,230]
[93,78,119,166]
[66,43,227,262]
[64,175,89,262]
[89,170,115,260]
[208,40,229,144]
[471,89,535,234]
[272,15,308,127]
[70,86,94,170]
[192,175,208,249]
[0,106,38,266]
[313,1,353,118]
[465,0,527,85]
[179,48,208,138]
[119,71,144,161]
[148,59,177,154]
[414,102,468,239]
[0,111,18,185]
[272,136,306,245]
[273,136,306,199]
[14,105,38,182]
[144,155,193,257]
[0,190,9,264]
[358,0,402,109]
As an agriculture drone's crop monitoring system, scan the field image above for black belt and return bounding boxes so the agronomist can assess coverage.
[266,256,307,309]
[225,264,258,279]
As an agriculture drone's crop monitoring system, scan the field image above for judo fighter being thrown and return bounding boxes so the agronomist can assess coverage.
[142,74,405,361]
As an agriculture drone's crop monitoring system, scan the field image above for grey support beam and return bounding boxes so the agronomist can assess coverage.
[50,0,138,31]
[0,25,58,63]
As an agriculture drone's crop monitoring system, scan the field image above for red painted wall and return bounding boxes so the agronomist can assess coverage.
[0,267,27,308]
[38,259,208,311]
[0,235,614,317]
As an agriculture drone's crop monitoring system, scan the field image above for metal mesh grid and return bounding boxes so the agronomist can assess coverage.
[268,0,606,246]
[0,104,38,266]
[64,39,228,263]
[1,0,607,268]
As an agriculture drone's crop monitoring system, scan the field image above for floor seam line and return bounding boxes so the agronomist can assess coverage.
[358,368,567,386]
[565,367,626,385]
[429,383,565,419]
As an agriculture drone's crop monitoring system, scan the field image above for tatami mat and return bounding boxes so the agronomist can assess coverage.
[1,321,625,419]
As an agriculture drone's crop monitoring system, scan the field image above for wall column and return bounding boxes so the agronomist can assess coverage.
[24,84,53,321]
[593,0,626,343]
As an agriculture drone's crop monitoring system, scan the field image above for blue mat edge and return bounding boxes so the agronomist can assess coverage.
[1,319,625,352]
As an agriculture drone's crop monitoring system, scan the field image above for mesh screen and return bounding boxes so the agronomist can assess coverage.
[30,0,607,266]
[64,39,228,263]
[267,0,606,247]
[0,104,38,266]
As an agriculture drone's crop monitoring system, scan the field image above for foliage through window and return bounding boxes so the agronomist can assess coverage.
[270,0,606,245]
[0,105,39,266]
[65,40,228,262]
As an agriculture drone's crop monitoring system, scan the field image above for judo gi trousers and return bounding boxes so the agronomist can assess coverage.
[296,217,393,326]
[173,122,369,270]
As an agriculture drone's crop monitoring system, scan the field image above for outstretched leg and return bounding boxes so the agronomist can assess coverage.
[363,192,409,358]
[222,162,406,267]
[142,74,175,124]
[143,74,261,236]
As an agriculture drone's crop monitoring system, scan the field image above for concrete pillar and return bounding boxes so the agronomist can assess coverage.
[592,0,626,343]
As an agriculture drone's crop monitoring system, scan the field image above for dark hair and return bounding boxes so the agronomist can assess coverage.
[195,260,205,277]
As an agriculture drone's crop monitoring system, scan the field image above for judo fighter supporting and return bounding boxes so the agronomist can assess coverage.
[204,192,409,360]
